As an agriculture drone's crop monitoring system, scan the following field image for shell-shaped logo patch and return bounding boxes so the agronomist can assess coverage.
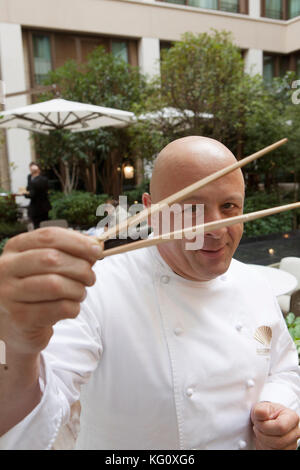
[254,326,272,355]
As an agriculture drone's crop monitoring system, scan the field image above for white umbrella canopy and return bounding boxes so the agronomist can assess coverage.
[137,107,213,124]
[136,107,213,134]
[0,98,135,134]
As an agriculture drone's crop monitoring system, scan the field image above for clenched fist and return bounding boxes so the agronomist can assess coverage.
[251,402,300,450]
[0,227,103,355]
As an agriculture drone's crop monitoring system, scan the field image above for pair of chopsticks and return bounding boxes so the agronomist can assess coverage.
[93,138,300,258]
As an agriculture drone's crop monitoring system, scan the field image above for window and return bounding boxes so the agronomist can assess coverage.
[296,57,300,77]
[262,0,300,19]
[162,0,185,4]
[26,31,137,87]
[263,52,299,81]
[264,0,282,18]
[263,55,275,82]
[220,0,239,12]
[32,34,52,84]
[188,0,218,9]
[159,0,247,14]
[111,40,129,63]
[289,0,300,18]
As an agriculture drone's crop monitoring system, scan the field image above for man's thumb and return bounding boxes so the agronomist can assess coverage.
[251,402,278,423]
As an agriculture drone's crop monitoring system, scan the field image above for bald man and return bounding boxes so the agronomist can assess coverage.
[0,137,299,450]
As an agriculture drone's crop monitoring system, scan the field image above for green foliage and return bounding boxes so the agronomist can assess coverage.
[0,196,19,223]
[35,47,149,195]
[31,33,300,207]
[285,313,300,361]
[139,30,253,156]
[243,191,296,237]
[0,237,9,255]
[123,180,150,205]
[0,222,27,240]
[49,191,109,228]
[243,72,298,186]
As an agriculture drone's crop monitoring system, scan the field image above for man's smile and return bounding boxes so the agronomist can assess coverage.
[197,245,226,258]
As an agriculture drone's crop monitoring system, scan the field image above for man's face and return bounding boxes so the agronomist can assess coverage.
[169,176,244,281]
[148,137,245,282]
[30,164,40,176]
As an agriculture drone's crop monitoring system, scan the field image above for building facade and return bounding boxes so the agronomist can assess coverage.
[0,0,299,192]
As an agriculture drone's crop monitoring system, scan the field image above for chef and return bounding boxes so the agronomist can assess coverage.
[0,136,299,450]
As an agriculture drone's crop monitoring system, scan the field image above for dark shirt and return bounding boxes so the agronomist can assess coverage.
[26,174,51,219]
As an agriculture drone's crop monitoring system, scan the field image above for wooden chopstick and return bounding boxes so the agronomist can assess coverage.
[96,138,288,244]
[101,201,300,258]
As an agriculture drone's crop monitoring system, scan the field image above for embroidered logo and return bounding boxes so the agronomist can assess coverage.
[254,326,272,356]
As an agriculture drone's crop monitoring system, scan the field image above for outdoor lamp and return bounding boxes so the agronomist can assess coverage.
[123,164,134,179]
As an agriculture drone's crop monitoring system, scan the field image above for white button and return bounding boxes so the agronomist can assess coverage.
[238,440,247,449]
[235,322,243,331]
[174,327,183,336]
[246,379,255,388]
[186,388,193,397]
[161,275,170,284]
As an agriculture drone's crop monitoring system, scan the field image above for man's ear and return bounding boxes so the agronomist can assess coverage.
[142,192,152,208]
[142,193,153,228]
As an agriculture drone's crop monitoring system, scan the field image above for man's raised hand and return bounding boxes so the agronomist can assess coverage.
[0,227,103,355]
[251,402,300,450]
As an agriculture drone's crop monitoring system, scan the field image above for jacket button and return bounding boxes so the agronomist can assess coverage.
[174,327,183,335]
[238,440,247,449]
[186,388,193,397]
[246,379,255,388]
[161,275,170,284]
[235,322,243,331]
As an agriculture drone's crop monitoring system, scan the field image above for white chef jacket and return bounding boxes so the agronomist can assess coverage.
[0,245,299,450]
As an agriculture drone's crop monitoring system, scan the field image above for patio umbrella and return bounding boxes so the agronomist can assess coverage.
[137,107,213,128]
[0,98,135,135]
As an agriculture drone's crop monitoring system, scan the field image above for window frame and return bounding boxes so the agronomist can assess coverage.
[25,29,138,88]
[263,51,300,81]
[157,0,249,14]
[261,0,300,20]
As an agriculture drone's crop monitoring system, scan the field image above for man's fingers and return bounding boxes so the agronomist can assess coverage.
[4,227,103,263]
[6,249,96,286]
[11,300,82,329]
[253,409,300,437]
[251,402,279,423]
[253,423,300,450]
[11,274,87,303]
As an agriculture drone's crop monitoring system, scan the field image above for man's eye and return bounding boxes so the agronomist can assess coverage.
[223,203,236,210]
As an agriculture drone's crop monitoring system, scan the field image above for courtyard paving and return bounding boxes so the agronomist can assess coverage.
[234,230,300,266]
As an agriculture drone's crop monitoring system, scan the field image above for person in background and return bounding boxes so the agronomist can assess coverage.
[24,162,52,229]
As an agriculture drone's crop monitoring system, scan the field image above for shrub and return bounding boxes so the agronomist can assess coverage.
[0,196,19,223]
[285,313,300,362]
[0,222,27,240]
[123,180,150,206]
[0,237,9,255]
[243,191,295,238]
[49,191,109,229]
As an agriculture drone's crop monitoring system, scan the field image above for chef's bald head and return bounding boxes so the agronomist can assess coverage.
[144,136,245,282]
[150,136,244,202]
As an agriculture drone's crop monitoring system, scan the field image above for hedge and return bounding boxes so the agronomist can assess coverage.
[49,191,109,229]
